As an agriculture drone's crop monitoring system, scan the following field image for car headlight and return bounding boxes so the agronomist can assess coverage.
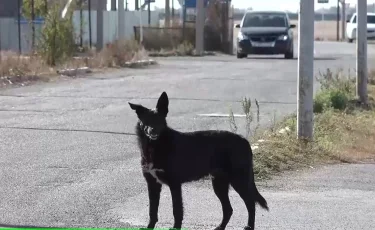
[238,32,248,40]
[277,35,288,41]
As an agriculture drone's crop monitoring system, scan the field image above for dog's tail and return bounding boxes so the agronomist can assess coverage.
[246,138,269,211]
[254,184,269,211]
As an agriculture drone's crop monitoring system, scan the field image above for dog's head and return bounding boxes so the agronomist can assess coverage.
[128,92,169,140]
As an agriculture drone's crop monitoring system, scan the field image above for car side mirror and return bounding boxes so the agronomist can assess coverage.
[290,24,296,28]
[234,24,240,28]
[346,19,350,23]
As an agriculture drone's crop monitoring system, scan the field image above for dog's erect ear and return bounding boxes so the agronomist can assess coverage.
[128,102,140,111]
[128,102,147,115]
[128,102,146,115]
[156,91,169,116]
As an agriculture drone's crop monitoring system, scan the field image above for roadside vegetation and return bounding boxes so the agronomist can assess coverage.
[0,1,150,88]
[138,0,228,57]
[229,68,375,180]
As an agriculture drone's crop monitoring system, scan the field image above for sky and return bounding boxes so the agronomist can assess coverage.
[108,0,375,12]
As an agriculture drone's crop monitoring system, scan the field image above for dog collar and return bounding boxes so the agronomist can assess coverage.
[139,120,159,140]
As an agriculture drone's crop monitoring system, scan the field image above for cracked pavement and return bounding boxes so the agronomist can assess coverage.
[0,41,375,229]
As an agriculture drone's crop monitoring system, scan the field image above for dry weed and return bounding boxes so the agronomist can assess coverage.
[135,25,196,51]
[0,51,54,86]
[88,39,148,68]
[0,39,150,87]
[369,69,375,85]
[231,69,375,181]
[250,103,375,180]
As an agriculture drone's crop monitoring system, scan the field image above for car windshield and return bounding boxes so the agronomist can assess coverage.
[242,12,287,27]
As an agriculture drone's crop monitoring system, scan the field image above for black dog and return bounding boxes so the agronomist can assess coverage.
[129,92,268,230]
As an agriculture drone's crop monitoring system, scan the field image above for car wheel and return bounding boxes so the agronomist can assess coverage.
[237,53,247,59]
[284,48,294,59]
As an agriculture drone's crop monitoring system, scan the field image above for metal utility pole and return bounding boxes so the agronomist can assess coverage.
[139,0,143,43]
[96,0,104,51]
[118,0,125,40]
[165,0,171,27]
[356,0,368,104]
[195,0,204,55]
[182,1,186,39]
[341,0,346,40]
[297,0,315,140]
[88,0,92,48]
[0,18,2,63]
[336,0,340,41]
[17,0,22,54]
[148,0,151,25]
[111,0,117,10]
[31,0,35,52]
[79,0,83,47]
[172,0,175,19]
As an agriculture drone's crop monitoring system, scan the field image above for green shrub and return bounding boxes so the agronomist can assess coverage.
[313,89,349,113]
[329,89,349,110]
[316,68,355,96]
[37,2,76,66]
[314,92,330,113]
[313,68,355,113]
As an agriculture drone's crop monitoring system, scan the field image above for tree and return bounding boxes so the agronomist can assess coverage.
[22,0,48,53]
[22,0,48,19]
[37,1,77,66]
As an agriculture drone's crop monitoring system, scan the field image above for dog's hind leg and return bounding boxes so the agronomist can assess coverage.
[169,183,184,229]
[144,173,162,229]
[230,176,256,230]
[212,174,233,230]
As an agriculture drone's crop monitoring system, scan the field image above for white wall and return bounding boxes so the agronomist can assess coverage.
[0,18,43,54]
[0,10,159,54]
[72,10,159,46]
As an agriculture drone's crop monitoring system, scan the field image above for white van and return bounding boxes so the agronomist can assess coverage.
[346,12,375,43]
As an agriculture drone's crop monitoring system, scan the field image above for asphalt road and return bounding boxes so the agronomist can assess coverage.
[0,41,375,229]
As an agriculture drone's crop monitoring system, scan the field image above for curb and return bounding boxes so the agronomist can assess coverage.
[57,67,92,77]
[122,59,158,68]
[56,59,157,77]
[148,51,216,57]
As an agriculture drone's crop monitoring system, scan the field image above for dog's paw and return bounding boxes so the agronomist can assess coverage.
[214,226,225,230]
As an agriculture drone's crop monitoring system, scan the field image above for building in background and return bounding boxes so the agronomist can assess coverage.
[76,0,108,11]
[0,0,20,18]
[0,0,109,19]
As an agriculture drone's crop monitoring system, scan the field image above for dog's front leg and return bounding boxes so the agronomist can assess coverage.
[144,173,162,229]
[169,183,183,229]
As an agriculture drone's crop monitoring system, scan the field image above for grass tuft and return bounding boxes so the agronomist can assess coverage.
[0,39,149,87]
[91,39,149,68]
[230,68,375,180]
[0,51,53,86]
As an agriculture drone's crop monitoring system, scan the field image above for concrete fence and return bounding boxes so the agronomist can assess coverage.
[0,10,159,54]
